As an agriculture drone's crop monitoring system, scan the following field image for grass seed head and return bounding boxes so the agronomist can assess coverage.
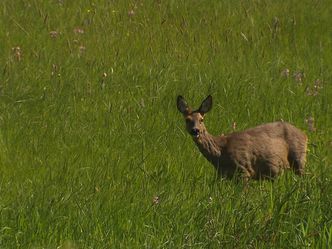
[51,64,59,76]
[306,116,316,132]
[49,30,59,38]
[79,45,86,55]
[152,196,160,205]
[232,122,237,131]
[128,9,135,17]
[293,71,305,84]
[12,46,22,61]
[280,68,290,78]
[306,79,323,96]
[73,27,84,34]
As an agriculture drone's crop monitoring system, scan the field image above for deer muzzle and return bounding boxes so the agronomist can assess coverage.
[191,128,200,138]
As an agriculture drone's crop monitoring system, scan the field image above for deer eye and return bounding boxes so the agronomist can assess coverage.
[200,118,204,123]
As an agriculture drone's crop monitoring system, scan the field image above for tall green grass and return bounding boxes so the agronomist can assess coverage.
[0,0,332,248]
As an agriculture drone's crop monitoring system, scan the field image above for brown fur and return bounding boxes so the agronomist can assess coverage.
[177,95,308,180]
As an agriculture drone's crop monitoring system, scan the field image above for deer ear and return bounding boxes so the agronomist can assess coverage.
[177,95,189,114]
[198,95,212,114]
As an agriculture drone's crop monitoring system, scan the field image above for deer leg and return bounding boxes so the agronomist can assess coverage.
[232,162,251,182]
[289,150,307,176]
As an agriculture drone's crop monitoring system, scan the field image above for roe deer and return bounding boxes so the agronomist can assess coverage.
[177,95,308,180]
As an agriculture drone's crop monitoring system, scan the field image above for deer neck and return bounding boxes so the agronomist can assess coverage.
[193,131,224,159]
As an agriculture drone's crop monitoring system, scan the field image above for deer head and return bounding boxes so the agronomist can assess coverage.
[177,95,212,139]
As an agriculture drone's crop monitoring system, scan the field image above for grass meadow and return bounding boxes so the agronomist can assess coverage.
[1,0,332,248]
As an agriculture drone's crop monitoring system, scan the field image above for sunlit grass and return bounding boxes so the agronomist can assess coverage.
[0,0,332,248]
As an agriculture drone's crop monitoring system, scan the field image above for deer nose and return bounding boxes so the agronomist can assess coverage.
[191,128,199,137]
